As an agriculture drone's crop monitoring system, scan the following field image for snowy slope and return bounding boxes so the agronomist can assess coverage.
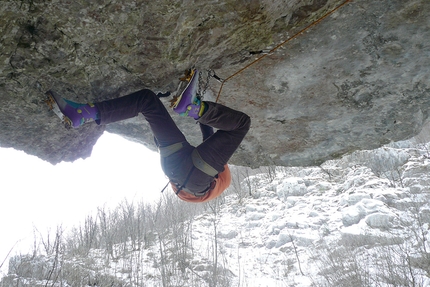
[188,138,430,286]
[2,137,430,287]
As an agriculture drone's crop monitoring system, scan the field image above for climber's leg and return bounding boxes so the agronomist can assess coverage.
[95,89,188,148]
[195,102,250,172]
[199,123,214,142]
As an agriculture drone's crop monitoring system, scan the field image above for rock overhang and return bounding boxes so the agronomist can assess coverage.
[0,0,429,168]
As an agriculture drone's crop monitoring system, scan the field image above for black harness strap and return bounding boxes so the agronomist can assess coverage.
[175,166,195,195]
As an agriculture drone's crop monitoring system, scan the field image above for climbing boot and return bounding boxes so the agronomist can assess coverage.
[45,90,99,128]
[172,69,205,120]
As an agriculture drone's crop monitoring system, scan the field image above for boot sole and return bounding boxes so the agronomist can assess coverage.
[45,91,72,129]
[172,69,199,111]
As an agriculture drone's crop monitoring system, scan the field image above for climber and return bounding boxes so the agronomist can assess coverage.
[46,69,251,203]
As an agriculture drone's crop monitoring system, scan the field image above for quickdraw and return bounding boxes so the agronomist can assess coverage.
[197,69,224,99]
[170,68,224,107]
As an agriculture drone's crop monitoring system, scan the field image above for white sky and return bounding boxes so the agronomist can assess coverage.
[0,132,166,276]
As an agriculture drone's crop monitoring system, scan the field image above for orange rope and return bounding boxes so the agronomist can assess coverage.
[215,0,352,103]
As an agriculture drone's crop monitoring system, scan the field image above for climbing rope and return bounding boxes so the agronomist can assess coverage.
[214,0,352,103]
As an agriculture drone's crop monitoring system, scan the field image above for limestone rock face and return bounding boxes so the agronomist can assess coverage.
[0,0,429,167]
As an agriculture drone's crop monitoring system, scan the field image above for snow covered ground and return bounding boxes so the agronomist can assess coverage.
[195,140,430,286]
[2,133,430,286]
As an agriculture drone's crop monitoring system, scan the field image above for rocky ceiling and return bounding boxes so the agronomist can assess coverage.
[0,0,429,168]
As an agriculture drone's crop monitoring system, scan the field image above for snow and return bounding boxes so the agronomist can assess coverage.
[0,133,166,278]
[202,138,429,286]
[2,136,430,286]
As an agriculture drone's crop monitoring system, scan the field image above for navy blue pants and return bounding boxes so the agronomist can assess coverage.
[95,89,250,192]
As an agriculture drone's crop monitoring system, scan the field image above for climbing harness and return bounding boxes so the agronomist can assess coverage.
[159,142,219,195]
[158,141,188,158]
[213,0,352,103]
[159,143,219,177]
[191,149,218,177]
